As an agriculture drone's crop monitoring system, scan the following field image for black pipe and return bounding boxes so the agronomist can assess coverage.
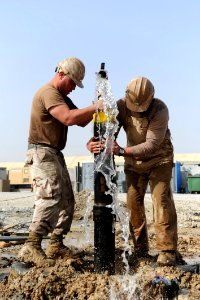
[93,63,115,275]
[76,162,82,192]
[0,235,50,241]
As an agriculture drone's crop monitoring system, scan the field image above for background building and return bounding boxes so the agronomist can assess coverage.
[0,153,200,193]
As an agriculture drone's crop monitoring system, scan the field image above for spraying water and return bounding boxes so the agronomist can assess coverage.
[82,191,94,245]
[94,72,118,201]
[95,72,132,268]
[94,71,139,299]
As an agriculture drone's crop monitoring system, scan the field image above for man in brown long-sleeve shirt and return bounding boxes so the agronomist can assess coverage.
[88,76,181,266]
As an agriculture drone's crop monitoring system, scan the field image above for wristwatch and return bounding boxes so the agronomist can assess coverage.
[118,147,125,157]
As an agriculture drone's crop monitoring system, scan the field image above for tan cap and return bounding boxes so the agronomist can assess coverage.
[125,77,154,112]
[56,57,85,88]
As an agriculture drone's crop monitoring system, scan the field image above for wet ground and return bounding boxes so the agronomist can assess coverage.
[0,191,200,299]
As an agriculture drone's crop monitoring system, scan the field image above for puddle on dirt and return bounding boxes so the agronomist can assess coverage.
[183,256,200,265]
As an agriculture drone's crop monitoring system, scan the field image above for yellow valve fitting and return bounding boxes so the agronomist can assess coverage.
[93,111,107,123]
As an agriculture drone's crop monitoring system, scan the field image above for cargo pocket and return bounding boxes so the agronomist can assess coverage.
[33,148,46,164]
[33,177,53,199]
[25,150,33,166]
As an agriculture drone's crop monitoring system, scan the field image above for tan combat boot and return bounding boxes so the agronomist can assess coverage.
[157,250,177,266]
[46,233,70,259]
[18,231,54,267]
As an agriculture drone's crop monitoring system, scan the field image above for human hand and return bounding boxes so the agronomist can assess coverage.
[97,98,104,111]
[112,140,120,155]
[86,137,105,153]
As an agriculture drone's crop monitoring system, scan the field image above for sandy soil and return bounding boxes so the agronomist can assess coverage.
[0,191,199,300]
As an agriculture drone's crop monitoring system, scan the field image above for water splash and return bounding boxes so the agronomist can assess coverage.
[94,73,140,299]
[94,72,119,202]
[82,190,94,244]
[110,275,139,300]
[94,72,132,271]
[117,203,132,274]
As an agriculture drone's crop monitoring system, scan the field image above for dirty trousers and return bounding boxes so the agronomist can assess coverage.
[126,163,177,251]
[26,147,75,236]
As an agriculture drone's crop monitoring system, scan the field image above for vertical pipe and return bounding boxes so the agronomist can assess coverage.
[93,63,115,274]
[76,162,82,192]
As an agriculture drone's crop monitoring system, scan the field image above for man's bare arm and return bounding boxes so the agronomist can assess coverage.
[49,101,102,127]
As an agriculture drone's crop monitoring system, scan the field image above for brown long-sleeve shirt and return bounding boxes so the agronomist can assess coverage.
[117,98,174,171]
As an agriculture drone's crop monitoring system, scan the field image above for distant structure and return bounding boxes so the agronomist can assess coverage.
[0,167,10,192]
[0,153,200,193]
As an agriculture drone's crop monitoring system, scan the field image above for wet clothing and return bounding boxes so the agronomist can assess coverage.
[117,98,178,251]
[26,84,76,236]
[117,98,173,171]
[29,84,77,151]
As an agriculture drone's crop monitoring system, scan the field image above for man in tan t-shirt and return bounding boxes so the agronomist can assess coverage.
[87,77,182,266]
[18,57,103,266]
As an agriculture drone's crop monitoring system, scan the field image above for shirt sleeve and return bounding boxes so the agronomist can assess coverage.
[41,87,66,111]
[132,106,169,158]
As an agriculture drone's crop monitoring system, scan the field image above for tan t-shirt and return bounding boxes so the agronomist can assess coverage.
[28,84,75,151]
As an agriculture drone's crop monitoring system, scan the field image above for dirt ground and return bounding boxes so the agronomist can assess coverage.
[0,191,199,300]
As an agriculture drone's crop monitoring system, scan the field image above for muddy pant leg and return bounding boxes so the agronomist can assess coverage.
[52,155,75,236]
[126,171,149,250]
[29,148,66,236]
[149,163,178,250]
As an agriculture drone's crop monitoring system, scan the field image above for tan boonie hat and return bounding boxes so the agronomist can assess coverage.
[125,77,155,112]
[56,57,85,88]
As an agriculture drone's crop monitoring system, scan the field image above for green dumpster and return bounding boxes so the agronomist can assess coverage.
[187,176,200,193]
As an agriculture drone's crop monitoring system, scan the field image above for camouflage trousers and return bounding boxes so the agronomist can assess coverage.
[25,147,75,236]
[125,162,177,251]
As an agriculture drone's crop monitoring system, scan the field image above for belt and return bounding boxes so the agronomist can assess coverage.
[28,143,58,150]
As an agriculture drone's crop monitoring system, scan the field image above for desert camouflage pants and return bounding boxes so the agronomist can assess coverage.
[125,162,177,251]
[26,147,75,236]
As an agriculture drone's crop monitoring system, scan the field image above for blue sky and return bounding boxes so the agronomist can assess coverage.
[0,0,199,162]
